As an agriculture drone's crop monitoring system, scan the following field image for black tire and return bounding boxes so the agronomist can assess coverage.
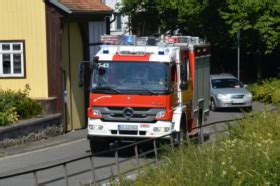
[246,106,252,112]
[240,106,252,113]
[210,99,216,111]
[174,117,187,146]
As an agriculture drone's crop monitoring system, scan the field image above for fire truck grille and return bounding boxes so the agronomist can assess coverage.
[95,107,164,123]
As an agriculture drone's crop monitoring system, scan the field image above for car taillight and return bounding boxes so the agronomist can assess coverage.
[88,107,102,119]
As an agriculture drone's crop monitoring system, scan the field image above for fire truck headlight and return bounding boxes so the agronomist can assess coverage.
[93,109,102,117]
[88,124,93,130]
[88,124,103,130]
[153,127,170,133]
[155,111,166,119]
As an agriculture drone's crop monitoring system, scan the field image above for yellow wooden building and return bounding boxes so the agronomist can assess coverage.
[0,0,112,131]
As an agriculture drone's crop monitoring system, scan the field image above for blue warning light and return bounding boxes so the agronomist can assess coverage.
[158,47,165,55]
[102,45,109,54]
[122,35,136,45]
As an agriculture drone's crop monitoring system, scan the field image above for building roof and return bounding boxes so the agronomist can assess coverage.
[48,0,113,14]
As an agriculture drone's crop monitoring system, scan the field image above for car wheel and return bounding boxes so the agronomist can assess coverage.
[247,106,252,112]
[210,99,216,111]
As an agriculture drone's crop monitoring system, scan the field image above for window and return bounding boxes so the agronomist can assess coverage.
[116,14,122,30]
[91,61,170,94]
[0,41,25,78]
[211,78,243,89]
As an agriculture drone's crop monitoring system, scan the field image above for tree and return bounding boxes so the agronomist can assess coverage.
[119,0,233,73]
[221,0,280,55]
[119,0,280,79]
[120,0,160,35]
[221,0,280,77]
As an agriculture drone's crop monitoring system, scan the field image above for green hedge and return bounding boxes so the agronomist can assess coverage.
[249,78,280,105]
[119,111,280,185]
[0,85,42,126]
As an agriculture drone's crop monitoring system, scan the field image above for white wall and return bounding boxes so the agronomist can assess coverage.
[103,0,129,35]
[89,21,106,58]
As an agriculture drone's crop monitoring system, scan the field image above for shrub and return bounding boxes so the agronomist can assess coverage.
[0,107,19,126]
[272,89,280,106]
[0,85,42,125]
[249,78,280,104]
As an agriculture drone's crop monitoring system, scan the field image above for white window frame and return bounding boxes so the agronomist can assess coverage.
[0,41,25,78]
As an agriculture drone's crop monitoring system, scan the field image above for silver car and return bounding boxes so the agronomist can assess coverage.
[210,74,252,111]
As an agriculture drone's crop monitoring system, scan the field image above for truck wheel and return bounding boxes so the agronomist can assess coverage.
[210,99,216,111]
[89,140,106,154]
[174,118,187,146]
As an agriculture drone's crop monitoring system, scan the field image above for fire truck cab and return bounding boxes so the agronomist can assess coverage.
[79,35,210,153]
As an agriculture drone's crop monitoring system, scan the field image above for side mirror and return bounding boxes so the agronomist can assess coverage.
[79,57,99,90]
[98,67,106,75]
[180,63,188,90]
[180,64,186,78]
[90,56,99,70]
[79,62,86,89]
[180,82,188,90]
[79,61,91,89]
[93,56,99,63]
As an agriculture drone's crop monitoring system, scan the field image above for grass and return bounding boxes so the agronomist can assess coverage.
[117,110,280,185]
[0,152,8,158]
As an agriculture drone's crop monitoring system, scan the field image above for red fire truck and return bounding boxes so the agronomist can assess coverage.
[79,35,210,153]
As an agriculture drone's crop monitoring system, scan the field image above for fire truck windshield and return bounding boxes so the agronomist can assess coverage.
[91,61,170,95]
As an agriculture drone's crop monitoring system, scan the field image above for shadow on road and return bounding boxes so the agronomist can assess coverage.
[214,107,252,113]
[89,141,159,158]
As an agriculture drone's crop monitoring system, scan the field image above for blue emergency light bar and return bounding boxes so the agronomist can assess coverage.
[122,35,136,45]
[101,35,136,46]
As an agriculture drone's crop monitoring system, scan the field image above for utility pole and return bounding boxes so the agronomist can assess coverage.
[237,30,240,80]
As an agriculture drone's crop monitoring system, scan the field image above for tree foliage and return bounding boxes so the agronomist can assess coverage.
[120,0,160,35]
[119,0,280,77]
[221,0,280,54]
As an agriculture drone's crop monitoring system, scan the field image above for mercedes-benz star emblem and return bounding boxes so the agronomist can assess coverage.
[123,107,134,119]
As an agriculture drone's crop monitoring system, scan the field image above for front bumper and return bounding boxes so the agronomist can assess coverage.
[215,98,252,108]
[87,118,173,139]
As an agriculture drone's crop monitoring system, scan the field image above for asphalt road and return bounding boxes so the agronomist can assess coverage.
[0,102,275,186]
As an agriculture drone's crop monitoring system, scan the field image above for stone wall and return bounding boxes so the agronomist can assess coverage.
[0,113,63,148]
